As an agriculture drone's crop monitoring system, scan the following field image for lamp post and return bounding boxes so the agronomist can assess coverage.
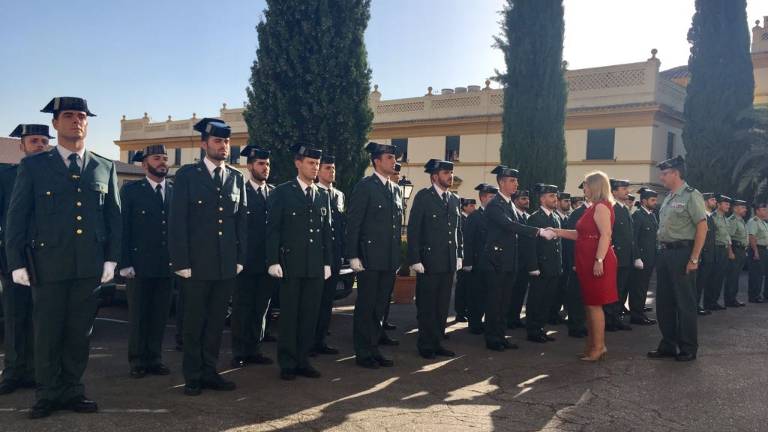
[398,176,414,236]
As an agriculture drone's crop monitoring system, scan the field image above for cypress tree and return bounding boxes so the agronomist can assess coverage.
[494,0,567,191]
[683,0,754,194]
[244,0,374,193]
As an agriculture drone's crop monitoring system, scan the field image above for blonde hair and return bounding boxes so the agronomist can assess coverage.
[584,171,615,205]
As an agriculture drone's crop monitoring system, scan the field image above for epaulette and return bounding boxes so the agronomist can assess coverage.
[685,186,695,193]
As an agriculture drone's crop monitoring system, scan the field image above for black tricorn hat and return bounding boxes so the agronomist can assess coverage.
[733,199,748,207]
[460,198,477,206]
[638,187,658,200]
[716,194,733,204]
[9,124,54,139]
[513,190,530,199]
[290,143,322,160]
[533,183,559,195]
[609,179,630,190]
[475,183,498,194]
[423,159,453,174]
[702,192,715,200]
[41,97,96,117]
[558,192,571,200]
[365,141,401,157]
[132,144,167,162]
[320,154,336,164]
[240,145,271,160]
[490,165,519,178]
[657,155,685,171]
[193,117,231,139]
[626,194,636,201]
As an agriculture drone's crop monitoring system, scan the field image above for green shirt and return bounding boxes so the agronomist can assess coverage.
[712,211,731,246]
[657,182,707,243]
[747,217,768,246]
[727,215,748,246]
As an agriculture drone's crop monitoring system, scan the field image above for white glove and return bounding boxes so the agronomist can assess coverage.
[175,268,192,279]
[529,269,541,277]
[410,263,425,274]
[236,264,244,275]
[462,265,473,272]
[119,267,136,279]
[634,259,644,270]
[349,258,365,273]
[539,228,556,240]
[324,265,332,280]
[12,268,30,286]
[101,261,117,284]
[456,258,463,271]
[268,264,283,279]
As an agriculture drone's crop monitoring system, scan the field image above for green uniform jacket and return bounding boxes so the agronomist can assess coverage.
[463,207,488,268]
[119,178,173,278]
[169,161,247,281]
[522,209,563,277]
[407,187,463,273]
[632,208,658,268]
[612,203,637,267]
[477,194,538,273]
[344,174,402,272]
[5,148,121,284]
[265,179,332,278]
[242,182,274,275]
[0,164,18,274]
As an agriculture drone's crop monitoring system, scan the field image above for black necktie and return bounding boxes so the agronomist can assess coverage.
[442,192,448,209]
[213,167,222,187]
[305,186,313,204]
[68,153,81,182]
[155,184,163,204]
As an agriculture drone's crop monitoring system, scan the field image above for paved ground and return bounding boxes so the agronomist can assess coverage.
[1,275,767,431]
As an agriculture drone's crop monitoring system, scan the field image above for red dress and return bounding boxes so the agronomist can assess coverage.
[575,201,618,306]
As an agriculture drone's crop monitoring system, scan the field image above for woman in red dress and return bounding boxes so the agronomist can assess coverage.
[553,171,617,361]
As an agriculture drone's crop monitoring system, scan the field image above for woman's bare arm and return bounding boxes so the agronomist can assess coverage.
[594,203,612,260]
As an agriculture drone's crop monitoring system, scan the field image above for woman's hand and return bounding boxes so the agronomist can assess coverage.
[593,260,604,277]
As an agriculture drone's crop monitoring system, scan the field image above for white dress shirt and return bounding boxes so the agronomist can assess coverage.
[203,157,227,184]
[146,177,166,201]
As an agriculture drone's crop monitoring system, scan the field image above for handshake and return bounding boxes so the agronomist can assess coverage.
[539,227,558,240]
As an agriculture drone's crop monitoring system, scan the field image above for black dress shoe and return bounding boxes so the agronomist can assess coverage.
[245,354,274,365]
[527,334,548,343]
[675,352,697,362]
[455,315,468,323]
[630,317,657,326]
[146,363,171,375]
[314,345,340,355]
[647,350,677,359]
[0,379,20,395]
[63,396,98,413]
[280,369,296,381]
[697,308,712,316]
[382,322,397,331]
[29,399,57,419]
[644,306,653,312]
[568,329,587,338]
[295,366,322,378]
[184,382,202,396]
[201,375,236,391]
[130,367,147,379]
[435,348,455,357]
[355,357,380,369]
[502,339,519,350]
[374,355,394,367]
[749,298,764,303]
[231,358,247,368]
[486,342,505,352]
[725,301,746,307]
[262,333,278,342]
[419,350,436,359]
[379,335,400,346]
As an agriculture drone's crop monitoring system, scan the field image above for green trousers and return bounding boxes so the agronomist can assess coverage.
[1,276,34,382]
[277,277,323,370]
[655,247,698,355]
[127,277,172,368]
[231,273,274,358]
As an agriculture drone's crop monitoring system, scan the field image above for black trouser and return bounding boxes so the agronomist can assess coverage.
[696,253,714,307]
[381,282,394,324]
[314,274,338,349]
[704,246,729,308]
[278,277,323,370]
[548,272,568,321]
[526,274,560,337]
[656,246,698,356]
[484,270,516,345]
[127,277,172,369]
[564,270,586,332]
[32,278,100,403]
[748,247,768,301]
[353,270,395,359]
[181,278,234,383]
[231,273,274,358]
[724,248,747,304]
[507,268,528,325]
[174,277,184,347]
[628,265,655,321]
[1,276,34,383]
[415,272,453,353]
[605,266,631,325]
[467,269,486,331]
[454,270,471,318]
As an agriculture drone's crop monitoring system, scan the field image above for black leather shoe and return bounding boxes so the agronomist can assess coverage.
[382,322,397,331]
[314,345,340,355]
[374,355,394,367]
[749,298,764,303]
[419,350,436,359]
[644,306,653,312]
[647,350,677,359]
[201,375,236,391]
[486,342,505,351]
[0,379,20,395]
[502,339,519,350]
[675,352,697,362]
[146,363,170,375]
[63,396,98,413]
[28,399,57,419]
[435,348,455,357]
[262,333,277,342]
[568,329,587,338]
[280,369,296,381]
[184,382,202,396]
[130,367,147,379]
[379,335,400,346]
[245,354,273,365]
[355,357,380,369]
[544,334,556,342]
[231,358,247,368]
[455,315,468,323]
[295,366,322,378]
[630,317,657,326]
[697,308,712,316]
[527,334,548,343]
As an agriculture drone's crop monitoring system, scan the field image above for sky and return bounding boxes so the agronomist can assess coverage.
[0,0,765,159]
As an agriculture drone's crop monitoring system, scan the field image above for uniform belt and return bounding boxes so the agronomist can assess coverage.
[733,242,746,249]
[659,240,693,250]
[715,244,727,249]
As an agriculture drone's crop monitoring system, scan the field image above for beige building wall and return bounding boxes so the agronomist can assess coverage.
[753,17,768,106]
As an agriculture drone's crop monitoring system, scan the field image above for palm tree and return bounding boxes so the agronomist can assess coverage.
[731,107,768,203]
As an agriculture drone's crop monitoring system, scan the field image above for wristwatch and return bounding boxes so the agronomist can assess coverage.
[595,257,604,264]
[689,257,699,264]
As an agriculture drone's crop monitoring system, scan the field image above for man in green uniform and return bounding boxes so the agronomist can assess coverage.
[6,97,121,418]
[230,145,275,368]
[696,193,717,315]
[608,179,640,331]
[0,124,53,395]
[563,183,587,338]
[704,195,732,311]
[462,183,497,335]
[407,159,462,358]
[507,189,531,329]
[266,143,332,380]
[169,118,247,395]
[648,156,708,362]
[380,161,403,339]
[313,154,344,356]
[628,187,659,325]
[523,184,563,343]
[724,200,748,307]
[454,198,476,323]
[346,142,402,369]
[119,145,173,379]
[747,203,768,303]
